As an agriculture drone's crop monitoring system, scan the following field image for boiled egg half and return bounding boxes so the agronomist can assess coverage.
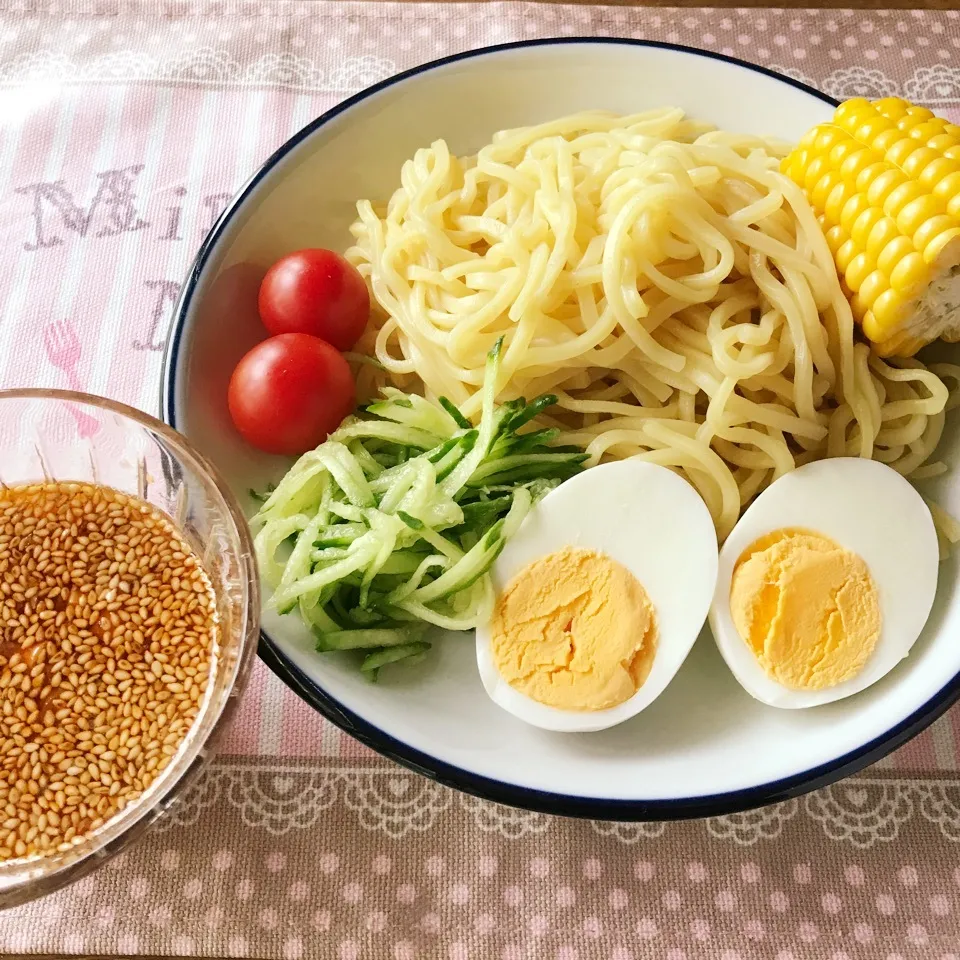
[475,460,719,732]
[709,457,939,709]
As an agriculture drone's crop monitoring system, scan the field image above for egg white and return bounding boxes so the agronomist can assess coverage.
[709,457,939,709]
[475,460,719,733]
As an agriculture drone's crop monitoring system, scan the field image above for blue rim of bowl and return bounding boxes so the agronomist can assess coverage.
[162,36,960,820]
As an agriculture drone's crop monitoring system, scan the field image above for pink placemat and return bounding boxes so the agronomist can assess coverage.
[1,2,960,957]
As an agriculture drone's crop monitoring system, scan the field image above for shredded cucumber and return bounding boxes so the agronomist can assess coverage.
[251,338,587,678]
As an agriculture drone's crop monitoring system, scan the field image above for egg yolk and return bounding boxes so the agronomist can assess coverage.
[489,546,658,711]
[729,528,881,690]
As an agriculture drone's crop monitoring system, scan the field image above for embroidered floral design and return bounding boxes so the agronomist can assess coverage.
[341,771,452,837]
[904,66,960,104]
[805,781,914,848]
[822,67,899,100]
[706,799,799,845]
[590,819,667,843]
[459,795,553,839]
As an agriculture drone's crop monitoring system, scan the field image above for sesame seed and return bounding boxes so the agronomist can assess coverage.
[0,482,218,861]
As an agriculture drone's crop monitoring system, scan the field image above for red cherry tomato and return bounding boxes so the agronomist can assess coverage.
[258,248,370,351]
[227,333,355,455]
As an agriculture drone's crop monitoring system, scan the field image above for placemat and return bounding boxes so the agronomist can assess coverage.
[1,2,960,957]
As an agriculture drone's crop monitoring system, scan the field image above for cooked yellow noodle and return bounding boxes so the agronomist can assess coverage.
[347,109,954,539]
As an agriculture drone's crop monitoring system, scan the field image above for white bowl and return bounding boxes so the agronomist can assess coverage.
[162,39,960,819]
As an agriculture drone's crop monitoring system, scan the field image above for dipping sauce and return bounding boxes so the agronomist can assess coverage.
[0,481,218,861]
[489,546,658,711]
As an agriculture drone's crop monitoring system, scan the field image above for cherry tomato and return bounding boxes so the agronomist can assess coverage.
[258,248,370,351]
[227,333,355,455]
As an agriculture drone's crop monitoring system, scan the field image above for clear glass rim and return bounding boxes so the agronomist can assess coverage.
[0,387,261,906]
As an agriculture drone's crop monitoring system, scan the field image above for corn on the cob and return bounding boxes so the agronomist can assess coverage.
[782,97,960,357]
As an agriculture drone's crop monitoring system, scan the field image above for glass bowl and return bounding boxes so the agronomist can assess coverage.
[0,389,259,908]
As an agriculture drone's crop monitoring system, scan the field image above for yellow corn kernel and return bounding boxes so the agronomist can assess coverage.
[834,98,868,128]
[862,309,881,341]
[919,159,960,190]
[782,96,960,356]
[910,120,948,143]
[889,253,927,297]
[856,162,891,196]
[883,181,926,220]
[840,149,873,184]
[914,215,956,254]
[846,252,876,291]
[849,207,884,248]
[872,288,906,329]
[873,98,910,121]
[865,217,900,260]
[810,171,843,210]
[836,238,859,275]
[855,117,894,145]
[877,236,915,276]
[824,182,850,224]
[897,195,942,238]
[824,224,846,256]
[929,133,960,153]
[934,176,960,218]
[859,269,889,306]
[925,228,960,264]
[873,128,904,155]
[840,195,874,239]
[902,147,940,178]
[885,137,920,169]
[815,127,845,152]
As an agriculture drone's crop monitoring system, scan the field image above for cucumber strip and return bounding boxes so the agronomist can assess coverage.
[320,441,375,507]
[318,628,425,651]
[414,523,465,562]
[313,522,367,547]
[310,547,353,563]
[440,339,503,497]
[386,554,449,604]
[360,642,431,679]
[409,517,505,603]
[426,436,461,464]
[367,392,460,437]
[254,464,328,523]
[334,420,442,450]
[358,512,404,607]
[491,427,561,456]
[270,537,380,610]
[339,604,384,627]
[377,551,432,575]
[253,514,311,587]
[505,394,559,432]
[372,462,417,514]
[397,511,424,530]
[412,496,463,531]
[380,459,436,516]
[299,595,341,634]
[435,431,478,482]
[439,396,472,430]
[349,440,385,479]
[390,596,484,631]
[467,462,585,489]
[501,485,534,539]
[276,510,329,595]
[467,452,589,486]
[328,502,366,522]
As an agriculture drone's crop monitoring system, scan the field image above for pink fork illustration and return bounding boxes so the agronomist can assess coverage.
[42,320,101,438]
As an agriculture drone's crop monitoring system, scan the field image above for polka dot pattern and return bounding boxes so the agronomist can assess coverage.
[1,8,959,960]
